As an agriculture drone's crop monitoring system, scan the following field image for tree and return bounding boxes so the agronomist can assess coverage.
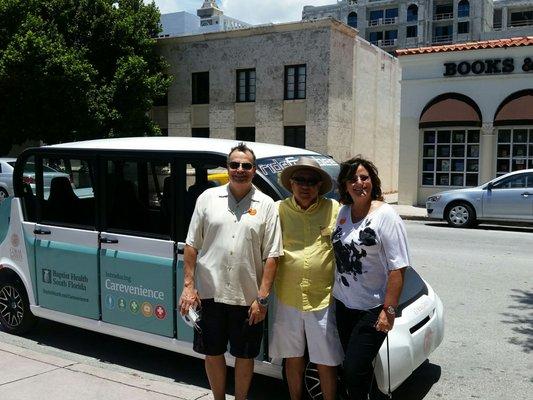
[0,0,172,150]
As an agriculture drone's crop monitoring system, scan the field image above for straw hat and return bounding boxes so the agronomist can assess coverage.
[279,156,333,195]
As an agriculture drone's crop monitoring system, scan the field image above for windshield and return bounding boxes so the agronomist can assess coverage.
[256,155,340,199]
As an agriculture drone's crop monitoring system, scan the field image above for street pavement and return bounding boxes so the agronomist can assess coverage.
[0,194,427,400]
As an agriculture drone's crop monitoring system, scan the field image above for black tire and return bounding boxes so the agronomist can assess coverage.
[445,202,476,228]
[0,187,8,202]
[282,359,349,400]
[0,278,36,334]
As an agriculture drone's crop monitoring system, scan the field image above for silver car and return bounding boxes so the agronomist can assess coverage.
[0,157,70,201]
[426,168,533,227]
[0,158,17,200]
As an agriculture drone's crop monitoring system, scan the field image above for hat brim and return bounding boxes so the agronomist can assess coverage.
[279,164,333,195]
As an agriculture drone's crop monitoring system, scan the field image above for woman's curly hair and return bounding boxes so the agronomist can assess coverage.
[337,156,383,204]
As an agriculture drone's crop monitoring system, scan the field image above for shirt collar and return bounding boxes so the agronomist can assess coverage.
[223,183,258,204]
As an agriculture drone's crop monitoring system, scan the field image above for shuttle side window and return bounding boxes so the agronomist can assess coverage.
[38,157,96,228]
[104,158,172,238]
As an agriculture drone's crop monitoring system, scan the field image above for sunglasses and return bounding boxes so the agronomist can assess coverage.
[291,176,321,187]
[228,161,254,170]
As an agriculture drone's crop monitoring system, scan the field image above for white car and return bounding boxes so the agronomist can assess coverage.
[0,138,444,397]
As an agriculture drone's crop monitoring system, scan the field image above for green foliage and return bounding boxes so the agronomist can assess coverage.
[0,0,172,149]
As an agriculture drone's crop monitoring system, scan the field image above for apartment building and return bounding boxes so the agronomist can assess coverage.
[154,19,402,192]
[302,1,533,52]
[489,0,533,38]
[159,0,250,38]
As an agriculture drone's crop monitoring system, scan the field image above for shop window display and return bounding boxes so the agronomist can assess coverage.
[422,129,479,187]
[496,128,533,176]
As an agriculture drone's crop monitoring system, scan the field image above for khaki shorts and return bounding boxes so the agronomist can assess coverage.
[269,299,344,366]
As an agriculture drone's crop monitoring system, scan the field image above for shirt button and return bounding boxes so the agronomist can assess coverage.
[230,251,233,255]
[232,235,235,238]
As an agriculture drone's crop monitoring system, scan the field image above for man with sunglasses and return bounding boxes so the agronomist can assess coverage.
[180,142,282,400]
[270,157,343,400]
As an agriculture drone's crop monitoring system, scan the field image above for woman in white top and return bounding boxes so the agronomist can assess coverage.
[332,157,410,400]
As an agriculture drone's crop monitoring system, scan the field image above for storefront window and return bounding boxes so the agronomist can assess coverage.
[496,128,533,176]
[422,129,480,187]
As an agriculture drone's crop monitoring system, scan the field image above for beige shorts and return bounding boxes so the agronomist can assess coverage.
[269,299,344,366]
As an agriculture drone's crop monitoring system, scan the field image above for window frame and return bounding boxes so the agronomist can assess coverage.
[284,126,306,149]
[284,64,307,100]
[236,127,256,142]
[496,127,533,176]
[192,71,210,105]
[236,68,256,103]
[421,128,480,188]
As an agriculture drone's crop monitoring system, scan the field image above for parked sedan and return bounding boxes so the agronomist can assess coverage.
[0,157,70,201]
[0,158,17,200]
[426,168,533,227]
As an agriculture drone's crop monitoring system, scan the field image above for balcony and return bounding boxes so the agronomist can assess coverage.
[379,38,398,47]
[432,35,453,44]
[368,17,398,27]
[433,12,453,21]
[509,19,533,28]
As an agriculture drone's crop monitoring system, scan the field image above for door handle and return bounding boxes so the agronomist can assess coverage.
[34,229,51,235]
[100,237,119,244]
[521,192,532,197]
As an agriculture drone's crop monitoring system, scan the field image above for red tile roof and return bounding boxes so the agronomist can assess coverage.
[396,36,533,56]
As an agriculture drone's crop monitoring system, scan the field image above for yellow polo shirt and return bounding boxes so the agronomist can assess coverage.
[275,196,339,311]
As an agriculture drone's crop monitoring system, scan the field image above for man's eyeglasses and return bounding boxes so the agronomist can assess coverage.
[348,175,370,183]
[291,177,321,187]
[228,161,254,170]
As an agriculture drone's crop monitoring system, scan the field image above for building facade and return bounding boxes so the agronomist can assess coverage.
[302,1,533,52]
[489,0,533,38]
[154,19,402,192]
[396,37,533,205]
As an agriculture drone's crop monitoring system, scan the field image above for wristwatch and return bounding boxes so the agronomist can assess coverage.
[257,296,269,307]
[384,305,396,316]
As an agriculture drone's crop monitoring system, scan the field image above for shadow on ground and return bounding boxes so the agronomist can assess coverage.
[501,288,533,354]
[4,319,442,399]
[9,319,287,399]
[366,359,441,400]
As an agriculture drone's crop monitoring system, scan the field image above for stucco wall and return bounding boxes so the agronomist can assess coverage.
[157,19,401,192]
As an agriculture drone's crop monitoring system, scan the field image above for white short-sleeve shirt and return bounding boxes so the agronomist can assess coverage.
[332,203,410,310]
[186,184,282,306]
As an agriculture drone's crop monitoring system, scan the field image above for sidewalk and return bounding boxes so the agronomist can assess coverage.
[384,193,428,221]
[0,341,223,400]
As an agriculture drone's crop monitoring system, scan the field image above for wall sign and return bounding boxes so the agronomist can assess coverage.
[443,57,533,76]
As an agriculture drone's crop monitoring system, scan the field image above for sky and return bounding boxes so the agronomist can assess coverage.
[149,1,336,25]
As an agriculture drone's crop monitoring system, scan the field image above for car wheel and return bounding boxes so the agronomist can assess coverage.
[0,187,8,202]
[446,202,476,228]
[0,278,36,334]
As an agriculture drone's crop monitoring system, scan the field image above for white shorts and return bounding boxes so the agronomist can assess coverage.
[269,300,344,366]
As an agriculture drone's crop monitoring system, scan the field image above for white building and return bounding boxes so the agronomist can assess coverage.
[302,1,533,52]
[154,19,402,192]
[159,1,250,38]
[396,36,533,205]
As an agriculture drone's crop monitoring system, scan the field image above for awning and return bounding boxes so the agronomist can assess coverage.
[420,96,482,128]
[494,92,533,126]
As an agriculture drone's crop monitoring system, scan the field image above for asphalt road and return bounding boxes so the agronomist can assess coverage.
[1,220,532,399]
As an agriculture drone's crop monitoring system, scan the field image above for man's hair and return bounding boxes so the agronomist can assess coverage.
[337,156,383,204]
[227,142,256,164]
